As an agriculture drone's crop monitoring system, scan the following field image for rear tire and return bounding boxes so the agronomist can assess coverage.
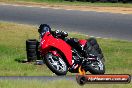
[88,59,105,74]
[26,39,38,62]
[86,38,105,74]
[44,53,68,76]
[87,38,105,62]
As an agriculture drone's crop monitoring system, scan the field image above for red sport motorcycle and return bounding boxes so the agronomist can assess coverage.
[26,24,105,75]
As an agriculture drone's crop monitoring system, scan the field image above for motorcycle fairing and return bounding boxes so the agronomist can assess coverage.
[40,32,72,66]
[79,40,87,46]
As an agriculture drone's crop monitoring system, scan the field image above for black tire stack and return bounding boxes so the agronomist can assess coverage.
[26,39,38,62]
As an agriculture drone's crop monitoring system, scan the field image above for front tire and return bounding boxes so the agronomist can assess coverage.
[44,53,68,76]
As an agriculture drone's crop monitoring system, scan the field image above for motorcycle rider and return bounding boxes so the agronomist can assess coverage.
[38,24,99,72]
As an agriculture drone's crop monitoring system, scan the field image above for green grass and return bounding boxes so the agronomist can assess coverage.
[0,22,53,76]
[0,0,132,7]
[0,21,132,76]
[0,79,131,88]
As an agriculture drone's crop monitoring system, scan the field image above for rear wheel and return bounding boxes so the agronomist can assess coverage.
[44,52,68,76]
[88,57,105,74]
[26,39,38,62]
[88,38,105,62]
[86,38,105,74]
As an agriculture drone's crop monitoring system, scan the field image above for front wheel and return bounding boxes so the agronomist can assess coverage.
[44,53,68,76]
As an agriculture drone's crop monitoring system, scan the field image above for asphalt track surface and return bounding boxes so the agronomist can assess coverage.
[0,76,76,81]
[0,4,132,41]
[0,76,131,83]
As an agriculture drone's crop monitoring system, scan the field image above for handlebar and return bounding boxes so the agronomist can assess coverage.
[52,30,68,39]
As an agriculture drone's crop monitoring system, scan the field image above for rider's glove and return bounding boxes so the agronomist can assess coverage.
[54,30,68,38]
[62,31,68,37]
